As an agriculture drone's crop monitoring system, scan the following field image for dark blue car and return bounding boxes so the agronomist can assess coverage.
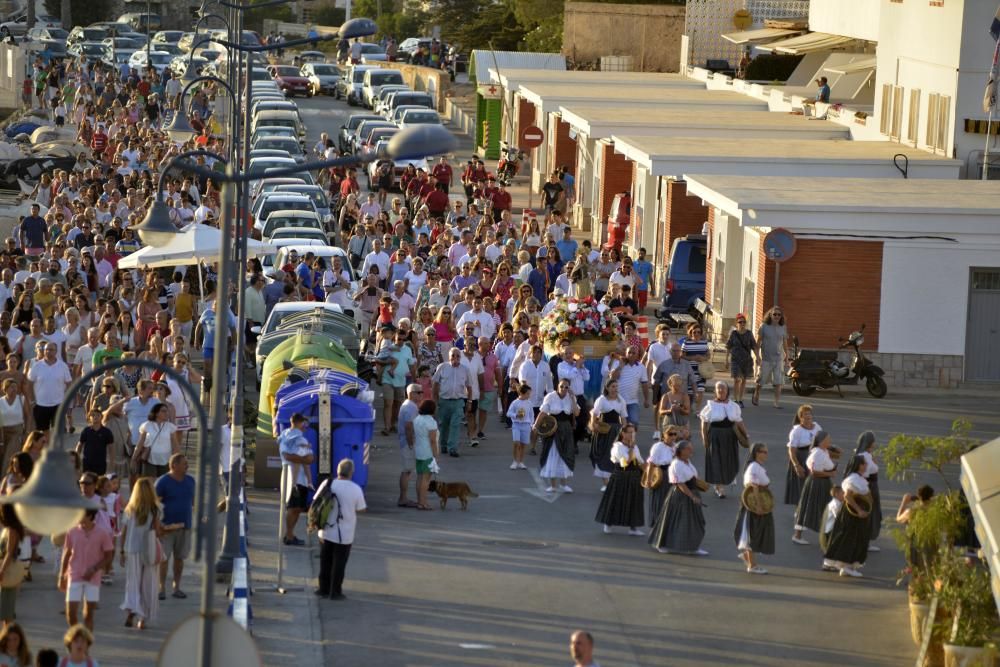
[657,234,707,316]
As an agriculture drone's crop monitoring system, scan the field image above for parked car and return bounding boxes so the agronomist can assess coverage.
[260,211,324,240]
[339,113,382,153]
[129,50,173,75]
[372,85,412,115]
[355,42,387,62]
[361,68,405,108]
[26,27,67,42]
[252,136,306,162]
[152,30,184,45]
[656,234,707,317]
[366,140,428,191]
[117,12,161,32]
[269,64,310,97]
[69,41,107,64]
[397,108,441,128]
[351,120,395,154]
[169,55,207,79]
[102,36,146,51]
[338,64,376,104]
[274,184,334,225]
[1,14,59,38]
[298,50,327,63]
[301,62,340,96]
[103,49,138,70]
[268,227,329,244]
[383,91,434,118]
[67,26,109,46]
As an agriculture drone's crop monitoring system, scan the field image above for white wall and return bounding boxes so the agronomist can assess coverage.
[880,243,1000,356]
[809,0,880,42]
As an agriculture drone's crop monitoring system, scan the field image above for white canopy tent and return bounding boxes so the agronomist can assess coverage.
[118,224,274,270]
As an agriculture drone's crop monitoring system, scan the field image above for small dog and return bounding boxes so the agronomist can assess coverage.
[428,480,479,510]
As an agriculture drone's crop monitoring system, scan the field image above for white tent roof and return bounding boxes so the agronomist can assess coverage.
[758,32,858,55]
[824,57,877,75]
[118,224,274,269]
[721,27,802,45]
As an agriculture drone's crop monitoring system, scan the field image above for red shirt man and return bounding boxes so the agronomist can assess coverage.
[339,170,360,199]
[490,185,512,214]
[91,128,108,155]
[423,187,449,216]
[432,158,452,188]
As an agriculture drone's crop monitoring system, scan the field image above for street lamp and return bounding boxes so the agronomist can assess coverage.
[167,75,238,144]
[0,449,96,535]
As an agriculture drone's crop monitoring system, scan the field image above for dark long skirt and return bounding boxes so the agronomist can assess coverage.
[734,507,775,555]
[784,447,810,505]
[649,480,705,552]
[647,465,671,527]
[795,475,832,533]
[824,507,871,566]
[595,464,644,528]
[705,423,740,485]
[589,414,621,477]
[574,395,590,443]
[869,473,883,540]
[539,417,576,474]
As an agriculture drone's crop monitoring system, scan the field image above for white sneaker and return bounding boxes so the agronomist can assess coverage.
[747,566,768,575]
[603,524,611,534]
[791,536,810,545]
[822,560,838,572]
[560,485,573,494]
[510,462,518,470]
[545,486,556,493]
[693,549,710,556]
[839,567,863,578]
[628,528,644,536]
[655,547,669,554]
[517,463,527,470]
[600,485,607,492]
[868,545,881,552]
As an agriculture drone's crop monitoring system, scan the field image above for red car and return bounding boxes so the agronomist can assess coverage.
[270,65,310,97]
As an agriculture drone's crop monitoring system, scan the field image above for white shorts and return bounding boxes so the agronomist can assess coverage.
[67,581,100,603]
[512,423,532,444]
[757,360,784,386]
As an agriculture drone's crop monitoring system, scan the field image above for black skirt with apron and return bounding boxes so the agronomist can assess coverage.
[539,414,576,474]
[649,479,705,552]
[784,447,810,505]
[647,464,671,527]
[795,474,832,533]
[705,419,740,486]
[824,506,871,566]
[589,410,621,477]
[734,505,776,555]
[595,461,644,528]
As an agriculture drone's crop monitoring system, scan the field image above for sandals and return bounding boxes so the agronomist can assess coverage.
[396,501,418,508]
[124,613,135,628]
[416,504,434,511]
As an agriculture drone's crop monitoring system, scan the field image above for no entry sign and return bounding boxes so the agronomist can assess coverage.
[520,125,544,149]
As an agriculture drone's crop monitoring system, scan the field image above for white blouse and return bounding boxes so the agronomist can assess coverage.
[668,458,697,484]
[648,442,675,466]
[699,400,742,423]
[787,423,822,449]
[611,441,643,467]
[540,391,576,415]
[842,472,870,495]
[743,461,770,486]
[860,451,879,477]
[591,395,627,417]
[806,447,836,473]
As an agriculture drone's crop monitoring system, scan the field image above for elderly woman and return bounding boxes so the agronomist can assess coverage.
[649,440,707,556]
[699,381,749,499]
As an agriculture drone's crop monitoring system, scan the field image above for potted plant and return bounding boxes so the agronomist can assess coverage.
[934,548,999,666]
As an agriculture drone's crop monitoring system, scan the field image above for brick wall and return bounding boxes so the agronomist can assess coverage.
[662,180,708,263]
[757,238,883,350]
[597,143,634,223]
[550,118,577,179]
[516,97,535,147]
[704,207,716,307]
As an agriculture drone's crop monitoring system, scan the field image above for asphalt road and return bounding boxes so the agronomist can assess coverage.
[289,92,1000,667]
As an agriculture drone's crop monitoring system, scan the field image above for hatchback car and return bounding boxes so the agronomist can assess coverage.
[301,62,341,96]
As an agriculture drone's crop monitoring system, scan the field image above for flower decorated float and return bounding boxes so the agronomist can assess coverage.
[539,296,622,396]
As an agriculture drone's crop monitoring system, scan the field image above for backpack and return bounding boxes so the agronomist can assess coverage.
[307,480,341,534]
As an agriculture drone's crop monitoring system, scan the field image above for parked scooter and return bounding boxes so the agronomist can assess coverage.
[497,141,525,186]
[787,324,888,398]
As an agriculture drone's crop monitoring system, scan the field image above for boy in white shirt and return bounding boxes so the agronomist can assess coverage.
[505,384,534,471]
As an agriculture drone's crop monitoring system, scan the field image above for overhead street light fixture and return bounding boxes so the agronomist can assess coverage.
[339,18,378,39]
[0,450,98,535]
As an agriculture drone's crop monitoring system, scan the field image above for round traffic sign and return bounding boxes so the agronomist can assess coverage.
[520,125,544,149]
[763,228,797,263]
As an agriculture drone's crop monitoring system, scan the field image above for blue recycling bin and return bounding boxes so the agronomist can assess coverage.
[273,373,375,489]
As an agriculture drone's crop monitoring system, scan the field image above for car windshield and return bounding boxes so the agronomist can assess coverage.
[360,44,384,54]
[261,201,313,217]
[82,29,105,40]
[263,217,320,235]
[276,66,300,76]
[46,28,68,39]
[403,112,438,123]
[82,44,104,54]
[369,72,402,85]
[149,53,172,64]
[312,65,337,75]
[352,70,367,83]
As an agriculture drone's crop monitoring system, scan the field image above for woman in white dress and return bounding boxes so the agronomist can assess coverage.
[793,430,837,545]
[734,443,775,575]
[595,424,645,535]
[535,380,579,494]
[119,477,161,629]
[588,379,627,490]
[823,456,872,578]
[785,404,821,505]
[647,428,678,526]
[649,440,708,556]
[699,382,749,499]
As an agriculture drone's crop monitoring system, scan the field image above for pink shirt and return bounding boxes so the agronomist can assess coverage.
[64,524,113,584]
[482,352,499,391]
[432,321,453,343]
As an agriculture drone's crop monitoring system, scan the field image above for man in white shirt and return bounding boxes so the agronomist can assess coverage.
[323,255,353,308]
[460,344,485,446]
[360,238,391,288]
[484,231,503,264]
[390,280,416,322]
[73,327,102,379]
[609,259,637,292]
[643,324,672,402]
[0,311,22,354]
[610,345,649,426]
[94,247,114,289]
[315,458,366,600]
[558,350,591,442]
[359,192,382,221]
[456,296,496,340]
[27,342,72,431]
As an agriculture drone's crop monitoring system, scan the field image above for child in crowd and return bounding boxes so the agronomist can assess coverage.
[505,384,534,471]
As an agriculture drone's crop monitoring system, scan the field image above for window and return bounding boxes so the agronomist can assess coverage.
[880,83,893,136]
[907,88,921,145]
[712,258,725,311]
[891,86,904,140]
[926,93,951,154]
[688,244,707,273]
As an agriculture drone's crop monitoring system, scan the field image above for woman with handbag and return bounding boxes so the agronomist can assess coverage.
[725,315,758,407]
[699,381,750,499]
[118,477,161,630]
[646,428,678,527]
[734,443,775,575]
[132,404,179,479]
[0,503,29,629]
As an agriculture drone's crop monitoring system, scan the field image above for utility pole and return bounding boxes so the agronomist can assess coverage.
[60,0,71,30]
[26,0,35,31]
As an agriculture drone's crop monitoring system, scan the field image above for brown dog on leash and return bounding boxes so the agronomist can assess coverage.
[428,480,479,510]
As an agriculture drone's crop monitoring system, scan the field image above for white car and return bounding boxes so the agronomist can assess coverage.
[301,62,340,96]
[361,68,405,109]
[259,210,324,240]
[397,108,442,128]
[129,50,174,75]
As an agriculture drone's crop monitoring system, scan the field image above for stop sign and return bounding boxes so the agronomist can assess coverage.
[520,125,544,149]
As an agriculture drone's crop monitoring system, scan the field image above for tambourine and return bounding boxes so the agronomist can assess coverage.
[536,413,558,437]
[694,478,710,493]
[741,485,774,516]
[846,490,873,518]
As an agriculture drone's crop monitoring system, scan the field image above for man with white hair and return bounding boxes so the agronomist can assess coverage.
[314,458,366,600]
[396,383,423,508]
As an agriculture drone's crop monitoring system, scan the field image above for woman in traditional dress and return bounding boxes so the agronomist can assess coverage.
[649,440,708,556]
[535,379,579,494]
[699,381,749,499]
[595,424,645,535]
[785,404,822,505]
[589,380,627,491]
[734,443,775,575]
[647,427,678,527]
[854,431,882,550]
[793,430,837,545]
[823,455,873,578]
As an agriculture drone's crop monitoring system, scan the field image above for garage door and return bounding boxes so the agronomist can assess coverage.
[966,268,1000,381]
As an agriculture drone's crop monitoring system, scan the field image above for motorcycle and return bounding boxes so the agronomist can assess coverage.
[497,141,525,186]
[787,324,888,398]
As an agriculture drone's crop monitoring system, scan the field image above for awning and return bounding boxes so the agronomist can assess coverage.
[722,27,803,45]
[824,57,877,75]
[758,32,857,55]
